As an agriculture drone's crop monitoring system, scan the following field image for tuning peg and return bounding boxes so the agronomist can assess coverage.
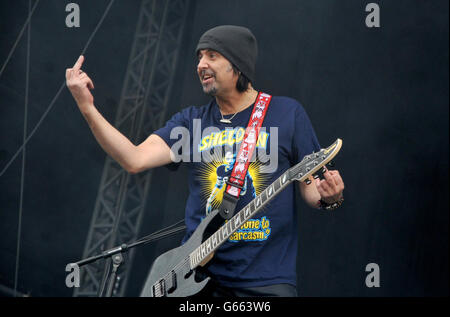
[313,174,320,179]
[327,160,335,168]
[305,179,312,185]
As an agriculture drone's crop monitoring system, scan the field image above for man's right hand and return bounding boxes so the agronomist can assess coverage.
[64,55,173,174]
[66,55,95,111]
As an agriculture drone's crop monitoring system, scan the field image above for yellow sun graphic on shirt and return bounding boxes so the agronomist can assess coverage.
[197,151,271,212]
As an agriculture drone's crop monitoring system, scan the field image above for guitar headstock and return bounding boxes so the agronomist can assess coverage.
[289,139,342,182]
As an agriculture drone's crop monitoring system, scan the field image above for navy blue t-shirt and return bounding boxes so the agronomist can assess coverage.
[153,94,320,288]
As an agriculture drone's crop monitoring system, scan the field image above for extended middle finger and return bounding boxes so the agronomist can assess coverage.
[323,169,338,187]
[73,55,84,71]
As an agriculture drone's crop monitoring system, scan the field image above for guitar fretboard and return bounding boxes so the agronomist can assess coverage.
[189,169,293,269]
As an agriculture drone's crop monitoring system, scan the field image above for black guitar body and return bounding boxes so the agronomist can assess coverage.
[140,209,221,297]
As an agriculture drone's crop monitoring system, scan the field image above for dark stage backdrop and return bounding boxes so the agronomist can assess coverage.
[0,0,447,297]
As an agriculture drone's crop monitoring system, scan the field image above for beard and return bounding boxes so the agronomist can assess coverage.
[200,69,218,96]
[203,84,217,96]
[201,78,218,96]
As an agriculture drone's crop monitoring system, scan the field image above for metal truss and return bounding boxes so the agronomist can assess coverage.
[73,0,189,297]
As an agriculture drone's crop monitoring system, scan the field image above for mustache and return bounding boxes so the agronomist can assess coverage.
[200,70,215,78]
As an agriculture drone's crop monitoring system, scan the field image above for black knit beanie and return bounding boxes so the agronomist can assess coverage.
[196,25,258,83]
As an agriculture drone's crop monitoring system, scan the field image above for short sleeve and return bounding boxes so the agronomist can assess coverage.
[153,109,189,170]
[291,103,321,165]
[153,110,188,149]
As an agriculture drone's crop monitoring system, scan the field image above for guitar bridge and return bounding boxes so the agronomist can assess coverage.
[152,279,166,297]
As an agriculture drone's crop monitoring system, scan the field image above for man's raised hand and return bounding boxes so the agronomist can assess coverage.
[66,55,95,110]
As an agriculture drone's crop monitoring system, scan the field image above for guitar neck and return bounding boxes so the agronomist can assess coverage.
[189,169,293,269]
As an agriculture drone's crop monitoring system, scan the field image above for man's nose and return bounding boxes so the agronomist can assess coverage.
[197,57,208,72]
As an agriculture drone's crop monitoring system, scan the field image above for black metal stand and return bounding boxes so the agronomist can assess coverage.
[104,253,123,297]
[72,222,186,297]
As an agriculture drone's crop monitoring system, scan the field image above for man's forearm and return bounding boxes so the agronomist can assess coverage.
[80,103,140,173]
[303,191,321,210]
[299,180,321,209]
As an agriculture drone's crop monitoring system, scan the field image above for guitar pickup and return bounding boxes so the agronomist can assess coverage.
[152,279,166,297]
[167,271,177,294]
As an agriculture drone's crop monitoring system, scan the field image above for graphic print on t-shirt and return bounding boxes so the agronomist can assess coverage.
[152,96,322,286]
[196,127,272,243]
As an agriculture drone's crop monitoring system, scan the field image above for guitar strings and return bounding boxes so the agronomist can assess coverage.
[153,256,190,293]
[154,182,281,292]
[135,218,185,243]
[155,152,333,292]
[154,150,337,294]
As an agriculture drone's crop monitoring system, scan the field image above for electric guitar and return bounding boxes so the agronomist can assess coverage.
[140,138,343,297]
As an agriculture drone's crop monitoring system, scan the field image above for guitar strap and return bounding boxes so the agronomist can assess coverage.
[219,92,272,220]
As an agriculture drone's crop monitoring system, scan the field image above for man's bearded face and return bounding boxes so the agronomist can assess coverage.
[197,49,237,96]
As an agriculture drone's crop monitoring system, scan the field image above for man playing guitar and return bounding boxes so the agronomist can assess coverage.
[66,25,345,297]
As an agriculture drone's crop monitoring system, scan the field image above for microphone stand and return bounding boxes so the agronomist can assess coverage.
[72,223,186,297]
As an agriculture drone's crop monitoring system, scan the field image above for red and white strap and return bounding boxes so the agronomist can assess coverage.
[225,92,272,198]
